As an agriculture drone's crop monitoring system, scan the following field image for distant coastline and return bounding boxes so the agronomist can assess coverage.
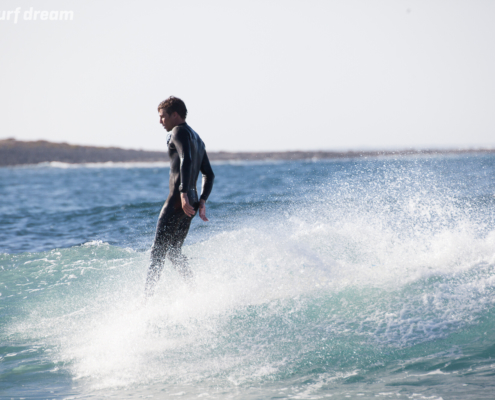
[1,138,494,166]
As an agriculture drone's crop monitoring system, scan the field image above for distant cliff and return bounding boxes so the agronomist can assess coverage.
[0,138,493,166]
[0,139,169,166]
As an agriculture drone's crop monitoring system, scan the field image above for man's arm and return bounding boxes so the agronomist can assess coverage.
[180,192,196,217]
[172,128,192,194]
[200,151,215,202]
[198,151,215,222]
[172,128,195,217]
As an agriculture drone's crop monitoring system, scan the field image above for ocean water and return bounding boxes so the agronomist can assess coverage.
[1,154,495,400]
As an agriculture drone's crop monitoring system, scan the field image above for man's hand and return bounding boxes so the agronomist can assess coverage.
[181,193,195,217]
[198,200,209,222]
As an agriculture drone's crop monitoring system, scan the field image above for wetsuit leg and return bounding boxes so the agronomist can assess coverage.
[166,215,193,279]
[145,204,194,297]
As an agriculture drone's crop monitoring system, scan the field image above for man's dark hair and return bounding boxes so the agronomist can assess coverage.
[157,96,188,119]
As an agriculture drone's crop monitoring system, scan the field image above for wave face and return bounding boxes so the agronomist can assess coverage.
[1,155,495,399]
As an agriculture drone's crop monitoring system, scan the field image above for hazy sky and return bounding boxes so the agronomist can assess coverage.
[1,0,494,152]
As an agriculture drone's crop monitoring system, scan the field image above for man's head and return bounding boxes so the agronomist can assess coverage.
[157,96,187,132]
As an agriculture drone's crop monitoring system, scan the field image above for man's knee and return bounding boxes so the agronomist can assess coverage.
[150,245,164,264]
[168,247,186,264]
[168,249,192,278]
[145,262,163,297]
[151,233,170,264]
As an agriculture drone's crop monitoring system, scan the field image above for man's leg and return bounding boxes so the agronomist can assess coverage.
[145,209,194,297]
[167,215,194,280]
[145,232,167,297]
[145,206,181,297]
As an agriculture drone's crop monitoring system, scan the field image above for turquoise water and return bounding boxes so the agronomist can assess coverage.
[1,155,495,399]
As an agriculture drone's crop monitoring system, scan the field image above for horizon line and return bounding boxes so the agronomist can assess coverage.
[1,137,494,154]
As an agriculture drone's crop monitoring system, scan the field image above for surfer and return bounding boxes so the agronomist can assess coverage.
[144,96,215,297]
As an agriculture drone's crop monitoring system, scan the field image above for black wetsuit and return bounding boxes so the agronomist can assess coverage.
[145,122,214,296]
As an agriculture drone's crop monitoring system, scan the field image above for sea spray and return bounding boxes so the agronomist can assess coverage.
[1,154,495,399]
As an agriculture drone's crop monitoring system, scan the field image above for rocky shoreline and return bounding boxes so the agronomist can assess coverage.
[1,138,493,166]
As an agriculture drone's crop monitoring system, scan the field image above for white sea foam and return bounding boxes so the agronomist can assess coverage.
[16,200,490,394]
[6,160,495,398]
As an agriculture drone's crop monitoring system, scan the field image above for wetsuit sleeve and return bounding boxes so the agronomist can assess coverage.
[172,128,192,193]
[200,151,215,202]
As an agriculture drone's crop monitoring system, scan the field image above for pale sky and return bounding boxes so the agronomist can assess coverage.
[1,0,494,152]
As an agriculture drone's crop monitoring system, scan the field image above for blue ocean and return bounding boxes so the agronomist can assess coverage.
[1,154,495,399]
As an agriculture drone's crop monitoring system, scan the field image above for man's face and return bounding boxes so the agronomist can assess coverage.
[159,109,176,132]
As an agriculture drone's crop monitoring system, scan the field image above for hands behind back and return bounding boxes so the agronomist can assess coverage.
[181,193,209,222]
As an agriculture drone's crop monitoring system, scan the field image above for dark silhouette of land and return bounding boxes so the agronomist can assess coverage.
[1,138,493,166]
